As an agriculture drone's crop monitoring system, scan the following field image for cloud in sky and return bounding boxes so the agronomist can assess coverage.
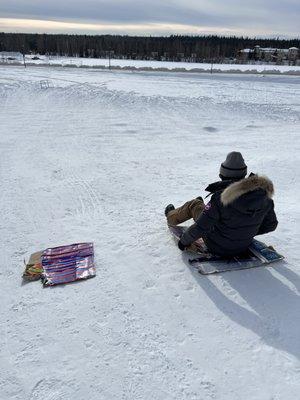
[0,0,299,37]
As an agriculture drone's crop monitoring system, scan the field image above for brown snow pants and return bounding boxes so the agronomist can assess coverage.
[167,198,205,225]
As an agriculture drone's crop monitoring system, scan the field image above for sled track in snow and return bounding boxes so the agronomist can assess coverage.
[17,89,300,126]
[1,69,299,124]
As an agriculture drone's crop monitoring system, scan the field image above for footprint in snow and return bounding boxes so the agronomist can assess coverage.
[203,126,218,133]
[245,124,261,129]
[113,122,127,127]
[143,280,155,289]
[30,378,76,400]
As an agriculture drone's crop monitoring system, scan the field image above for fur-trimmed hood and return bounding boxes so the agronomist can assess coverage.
[221,175,274,206]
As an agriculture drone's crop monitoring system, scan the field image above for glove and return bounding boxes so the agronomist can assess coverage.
[178,239,187,251]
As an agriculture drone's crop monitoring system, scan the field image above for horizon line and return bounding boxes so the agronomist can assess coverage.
[0,18,298,40]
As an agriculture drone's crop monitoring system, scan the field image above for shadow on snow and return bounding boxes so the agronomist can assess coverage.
[183,254,300,360]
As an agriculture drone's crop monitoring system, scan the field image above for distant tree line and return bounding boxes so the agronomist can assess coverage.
[0,32,299,62]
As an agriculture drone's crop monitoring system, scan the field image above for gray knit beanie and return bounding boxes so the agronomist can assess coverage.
[220,152,247,179]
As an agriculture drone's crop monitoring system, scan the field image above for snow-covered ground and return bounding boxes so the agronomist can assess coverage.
[0,65,299,400]
[2,55,300,75]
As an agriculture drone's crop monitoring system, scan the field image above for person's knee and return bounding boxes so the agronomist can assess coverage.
[188,198,203,211]
[190,198,205,221]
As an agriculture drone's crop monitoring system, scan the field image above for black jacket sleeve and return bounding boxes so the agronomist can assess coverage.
[257,200,278,235]
[180,195,221,246]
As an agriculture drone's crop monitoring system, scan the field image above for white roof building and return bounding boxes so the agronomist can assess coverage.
[0,51,23,60]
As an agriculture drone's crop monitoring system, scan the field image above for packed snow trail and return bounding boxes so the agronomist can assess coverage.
[0,66,299,400]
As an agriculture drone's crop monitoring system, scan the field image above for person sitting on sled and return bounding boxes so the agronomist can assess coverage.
[165,152,278,257]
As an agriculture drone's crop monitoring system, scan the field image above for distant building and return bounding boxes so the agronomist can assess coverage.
[160,52,169,61]
[238,46,299,64]
[150,51,159,60]
[176,52,185,62]
[0,51,23,61]
[288,47,299,61]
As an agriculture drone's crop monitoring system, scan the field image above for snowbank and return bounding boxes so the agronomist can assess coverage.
[1,54,300,75]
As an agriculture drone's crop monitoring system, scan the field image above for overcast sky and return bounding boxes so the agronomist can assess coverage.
[0,0,299,37]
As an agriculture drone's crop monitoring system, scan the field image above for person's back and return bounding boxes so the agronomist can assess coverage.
[199,174,278,256]
[165,152,278,257]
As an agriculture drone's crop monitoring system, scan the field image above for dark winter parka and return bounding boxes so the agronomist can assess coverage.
[180,175,278,256]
